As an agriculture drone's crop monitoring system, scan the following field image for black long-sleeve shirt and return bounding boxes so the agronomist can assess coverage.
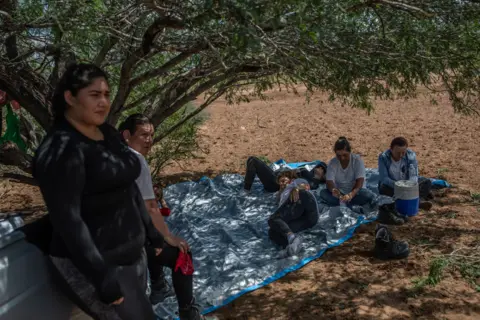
[33,118,164,304]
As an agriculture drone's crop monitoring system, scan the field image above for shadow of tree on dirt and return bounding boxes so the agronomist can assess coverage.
[212,189,480,320]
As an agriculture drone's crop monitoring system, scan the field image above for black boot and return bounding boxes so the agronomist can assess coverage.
[374,224,409,260]
[179,300,218,320]
[179,303,202,320]
[377,203,406,225]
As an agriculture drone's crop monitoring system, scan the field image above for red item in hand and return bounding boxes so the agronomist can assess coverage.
[160,207,171,217]
[174,252,194,275]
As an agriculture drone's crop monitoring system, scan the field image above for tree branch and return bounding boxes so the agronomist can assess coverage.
[347,0,434,17]
[108,15,186,122]
[153,90,223,143]
[150,65,268,126]
[0,65,51,129]
[94,36,118,66]
[129,52,192,88]
[153,73,269,142]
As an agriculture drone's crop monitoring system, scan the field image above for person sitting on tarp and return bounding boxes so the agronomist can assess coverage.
[268,179,319,256]
[378,137,433,211]
[243,156,327,196]
[321,137,376,207]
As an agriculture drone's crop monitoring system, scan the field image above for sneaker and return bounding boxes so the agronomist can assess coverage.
[286,236,303,256]
[419,201,433,211]
[179,300,219,320]
[377,203,405,225]
[149,279,175,305]
[374,225,409,260]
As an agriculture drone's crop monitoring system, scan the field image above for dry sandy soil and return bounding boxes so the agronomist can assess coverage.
[1,88,479,319]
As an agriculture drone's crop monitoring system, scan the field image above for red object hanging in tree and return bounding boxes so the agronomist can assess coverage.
[0,90,6,105]
[11,100,21,111]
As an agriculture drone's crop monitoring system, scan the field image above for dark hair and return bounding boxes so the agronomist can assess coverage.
[118,113,152,135]
[314,162,327,174]
[277,170,295,182]
[51,63,108,121]
[390,137,409,149]
[334,136,351,152]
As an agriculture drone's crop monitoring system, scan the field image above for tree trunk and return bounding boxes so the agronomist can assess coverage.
[0,141,33,174]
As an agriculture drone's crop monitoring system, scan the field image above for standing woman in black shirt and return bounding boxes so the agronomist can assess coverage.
[33,64,165,320]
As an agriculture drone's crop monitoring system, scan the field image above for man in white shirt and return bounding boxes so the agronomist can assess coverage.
[119,114,192,307]
[321,137,376,207]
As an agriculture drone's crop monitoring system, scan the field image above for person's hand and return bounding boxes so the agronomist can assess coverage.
[332,188,341,198]
[110,297,124,306]
[340,193,353,203]
[155,248,162,256]
[290,188,300,202]
[160,199,169,209]
[166,235,190,253]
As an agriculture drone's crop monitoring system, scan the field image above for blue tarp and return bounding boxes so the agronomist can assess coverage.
[154,161,449,319]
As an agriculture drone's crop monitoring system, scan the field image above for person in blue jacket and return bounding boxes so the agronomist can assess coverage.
[378,137,433,210]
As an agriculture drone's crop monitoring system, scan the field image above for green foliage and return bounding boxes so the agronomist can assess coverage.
[3,1,480,119]
[471,192,480,202]
[256,156,271,165]
[413,246,480,290]
[1,0,480,170]
[147,104,208,177]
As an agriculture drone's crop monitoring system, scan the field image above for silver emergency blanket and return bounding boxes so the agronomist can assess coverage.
[154,168,392,319]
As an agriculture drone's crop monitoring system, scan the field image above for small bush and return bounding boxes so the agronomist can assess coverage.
[256,155,271,165]
[412,246,480,290]
[471,192,480,202]
[148,104,209,178]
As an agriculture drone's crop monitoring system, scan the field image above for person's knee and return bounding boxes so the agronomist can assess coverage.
[305,213,319,228]
[355,189,375,205]
[268,213,280,227]
[246,156,258,165]
[419,177,432,188]
[378,184,393,197]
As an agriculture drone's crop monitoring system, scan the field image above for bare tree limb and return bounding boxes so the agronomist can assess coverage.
[129,52,192,88]
[94,36,119,66]
[150,65,268,125]
[153,72,269,142]
[108,15,188,121]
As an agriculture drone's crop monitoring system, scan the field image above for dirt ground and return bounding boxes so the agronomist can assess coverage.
[1,88,479,319]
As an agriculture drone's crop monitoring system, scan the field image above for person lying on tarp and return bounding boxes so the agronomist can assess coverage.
[268,179,319,256]
[321,137,376,207]
[378,136,433,211]
[243,156,327,196]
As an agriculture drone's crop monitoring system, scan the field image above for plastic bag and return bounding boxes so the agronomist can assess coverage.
[174,252,194,275]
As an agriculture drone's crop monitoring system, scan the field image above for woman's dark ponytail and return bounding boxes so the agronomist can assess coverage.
[334,136,351,152]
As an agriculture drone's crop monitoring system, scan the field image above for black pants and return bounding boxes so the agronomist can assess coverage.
[51,251,155,320]
[145,244,193,309]
[379,177,432,200]
[244,156,279,192]
[268,190,319,248]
